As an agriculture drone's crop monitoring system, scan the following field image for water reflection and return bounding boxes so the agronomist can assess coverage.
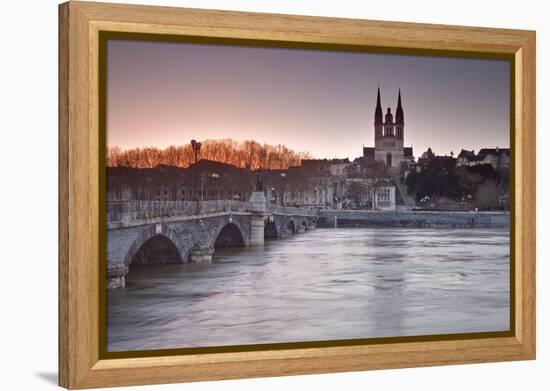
[106,228,510,352]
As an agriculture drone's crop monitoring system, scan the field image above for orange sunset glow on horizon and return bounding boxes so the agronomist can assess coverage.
[107,39,510,162]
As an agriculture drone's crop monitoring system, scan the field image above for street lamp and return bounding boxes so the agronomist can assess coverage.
[190,139,202,201]
[190,139,202,164]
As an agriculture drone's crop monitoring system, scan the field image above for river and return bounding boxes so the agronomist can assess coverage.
[106,227,510,352]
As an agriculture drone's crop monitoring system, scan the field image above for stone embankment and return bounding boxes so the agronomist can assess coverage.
[318,210,509,228]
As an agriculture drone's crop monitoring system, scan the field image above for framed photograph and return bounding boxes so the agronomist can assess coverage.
[59,1,536,389]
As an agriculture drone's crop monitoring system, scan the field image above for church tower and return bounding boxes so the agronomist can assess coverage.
[373,88,405,168]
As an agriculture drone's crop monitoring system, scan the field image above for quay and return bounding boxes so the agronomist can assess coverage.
[318,209,509,228]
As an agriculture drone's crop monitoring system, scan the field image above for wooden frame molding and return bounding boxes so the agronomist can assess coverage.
[59,1,536,389]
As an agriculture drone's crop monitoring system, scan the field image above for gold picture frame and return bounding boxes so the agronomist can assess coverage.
[59,1,536,389]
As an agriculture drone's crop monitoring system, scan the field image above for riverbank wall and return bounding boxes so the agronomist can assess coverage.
[317,210,509,228]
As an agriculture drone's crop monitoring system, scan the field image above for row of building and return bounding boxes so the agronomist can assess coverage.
[106,156,403,211]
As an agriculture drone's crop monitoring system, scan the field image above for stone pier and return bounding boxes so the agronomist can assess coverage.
[190,242,214,263]
[106,265,128,289]
[280,228,293,238]
[250,215,266,246]
[249,191,267,246]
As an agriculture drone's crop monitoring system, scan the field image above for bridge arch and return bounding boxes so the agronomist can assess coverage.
[264,220,278,239]
[211,222,246,248]
[287,219,296,234]
[123,225,185,268]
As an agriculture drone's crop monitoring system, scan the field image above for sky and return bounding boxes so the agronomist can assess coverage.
[106,39,510,160]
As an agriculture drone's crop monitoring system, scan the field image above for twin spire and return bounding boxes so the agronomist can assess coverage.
[395,88,404,124]
[397,89,402,110]
[375,87,383,124]
[375,87,404,125]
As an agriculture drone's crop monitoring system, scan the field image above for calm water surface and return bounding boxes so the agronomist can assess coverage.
[106,228,509,352]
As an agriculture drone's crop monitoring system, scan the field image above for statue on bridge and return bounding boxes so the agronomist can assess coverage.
[255,170,264,192]
[250,169,267,214]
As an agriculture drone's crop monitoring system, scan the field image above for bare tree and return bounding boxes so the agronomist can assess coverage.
[106,139,311,170]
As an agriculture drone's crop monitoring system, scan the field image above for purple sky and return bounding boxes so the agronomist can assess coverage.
[107,39,510,160]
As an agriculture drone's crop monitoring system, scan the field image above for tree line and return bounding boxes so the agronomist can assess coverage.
[405,160,510,210]
[107,139,312,170]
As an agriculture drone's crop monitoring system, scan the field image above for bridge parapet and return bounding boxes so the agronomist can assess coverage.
[107,200,253,224]
[107,199,319,225]
[266,203,318,217]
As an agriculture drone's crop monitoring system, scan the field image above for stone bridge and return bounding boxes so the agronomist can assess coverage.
[106,195,317,289]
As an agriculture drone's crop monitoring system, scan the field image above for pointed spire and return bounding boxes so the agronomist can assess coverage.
[374,85,383,125]
[395,88,404,125]
[397,88,402,109]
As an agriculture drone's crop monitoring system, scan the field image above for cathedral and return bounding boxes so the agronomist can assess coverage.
[363,87,413,169]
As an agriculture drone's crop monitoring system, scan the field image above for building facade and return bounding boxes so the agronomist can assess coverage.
[456,148,510,170]
[106,161,253,202]
[373,186,396,211]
